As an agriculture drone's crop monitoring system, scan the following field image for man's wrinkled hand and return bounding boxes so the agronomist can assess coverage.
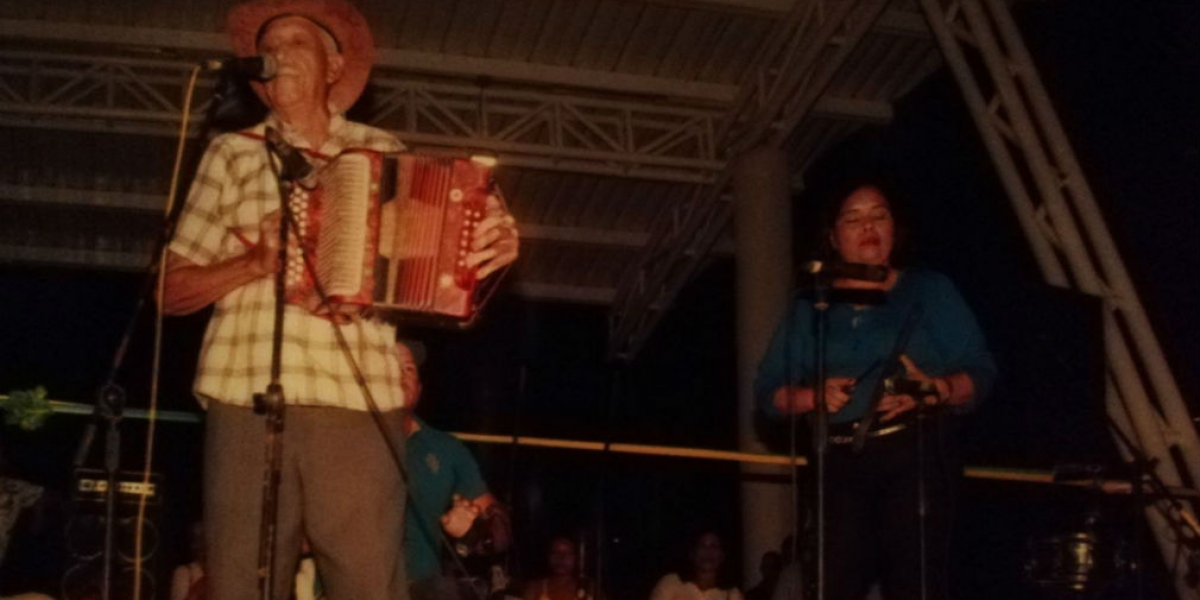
[248,210,283,277]
[465,194,519,280]
[440,494,481,538]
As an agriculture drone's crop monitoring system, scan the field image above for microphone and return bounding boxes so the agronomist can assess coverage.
[264,127,314,185]
[202,55,278,81]
[800,260,890,282]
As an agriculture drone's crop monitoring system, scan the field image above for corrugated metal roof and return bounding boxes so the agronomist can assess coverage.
[0,0,944,302]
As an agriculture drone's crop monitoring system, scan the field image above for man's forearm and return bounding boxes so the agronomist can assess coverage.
[162,252,268,315]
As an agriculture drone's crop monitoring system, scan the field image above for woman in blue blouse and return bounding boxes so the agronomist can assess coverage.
[754,182,996,600]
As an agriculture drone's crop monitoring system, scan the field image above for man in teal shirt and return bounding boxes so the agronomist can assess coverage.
[399,343,509,600]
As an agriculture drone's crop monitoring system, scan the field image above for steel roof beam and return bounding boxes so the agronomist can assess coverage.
[0,182,653,248]
[508,282,616,305]
[0,242,613,304]
[641,2,928,37]
[0,19,732,104]
[0,49,889,185]
[518,224,650,248]
[0,10,925,102]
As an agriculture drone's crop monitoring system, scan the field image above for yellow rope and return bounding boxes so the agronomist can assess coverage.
[21,397,1199,499]
[132,63,201,600]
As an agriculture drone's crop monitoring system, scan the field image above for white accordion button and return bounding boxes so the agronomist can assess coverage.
[449,189,463,202]
[438,273,454,288]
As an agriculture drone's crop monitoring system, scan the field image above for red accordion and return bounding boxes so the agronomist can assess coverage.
[283,151,499,326]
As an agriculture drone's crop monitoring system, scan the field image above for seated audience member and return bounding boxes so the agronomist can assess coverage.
[400,342,511,600]
[746,550,782,600]
[650,530,744,600]
[170,521,206,600]
[522,536,603,600]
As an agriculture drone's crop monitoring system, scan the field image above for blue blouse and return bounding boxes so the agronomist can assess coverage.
[754,269,996,424]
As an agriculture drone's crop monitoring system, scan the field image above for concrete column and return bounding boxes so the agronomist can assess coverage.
[732,146,795,585]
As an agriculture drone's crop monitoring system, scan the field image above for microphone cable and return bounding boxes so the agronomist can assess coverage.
[134,63,203,600]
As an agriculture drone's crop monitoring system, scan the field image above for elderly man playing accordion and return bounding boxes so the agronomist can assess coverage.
[162,1,518,598]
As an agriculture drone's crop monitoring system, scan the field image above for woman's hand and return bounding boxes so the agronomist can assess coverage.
[823,377,856,413]
[877,392,917,423]
[877,354,950,422]
[773,377,856,415]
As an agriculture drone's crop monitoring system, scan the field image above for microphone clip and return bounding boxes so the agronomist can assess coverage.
[264,127,316,187]
[883,376,939,400]
[800,259,891,283]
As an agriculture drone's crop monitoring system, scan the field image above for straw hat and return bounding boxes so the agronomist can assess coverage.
[227,0,375,112]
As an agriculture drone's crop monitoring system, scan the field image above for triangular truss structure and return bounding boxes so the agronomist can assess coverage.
[921,2,1199,597]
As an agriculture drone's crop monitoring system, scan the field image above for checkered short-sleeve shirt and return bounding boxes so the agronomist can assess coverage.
[170,114,408,411]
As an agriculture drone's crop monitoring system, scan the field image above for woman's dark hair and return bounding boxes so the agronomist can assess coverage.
[545,534,578,555]
[676,529,738,590]
[810,175,913,268]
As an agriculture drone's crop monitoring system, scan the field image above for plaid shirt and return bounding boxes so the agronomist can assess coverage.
[170,114,407,411]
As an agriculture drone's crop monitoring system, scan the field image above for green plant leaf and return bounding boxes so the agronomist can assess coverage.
[2,386,54,431]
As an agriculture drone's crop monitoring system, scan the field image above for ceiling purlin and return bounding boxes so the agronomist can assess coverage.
[770,0,892,147]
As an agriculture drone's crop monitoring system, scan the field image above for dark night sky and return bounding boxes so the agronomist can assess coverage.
[1,0,1196,597]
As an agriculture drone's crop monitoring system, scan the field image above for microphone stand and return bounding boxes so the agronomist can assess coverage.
[809,274,831,600]
[1105,415,1200,600]
[254,128,308,600]
[789,272,891,600]
[911,381,942,600]
[71,384,125,600]
[67,72,240,600]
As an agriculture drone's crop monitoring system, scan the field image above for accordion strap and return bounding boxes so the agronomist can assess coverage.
[237,130,388,162]
[236,130,332,161]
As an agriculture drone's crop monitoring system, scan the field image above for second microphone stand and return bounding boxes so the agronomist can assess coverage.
[794,269,890,600]
[808,275,833,600]
[254,127,312,600]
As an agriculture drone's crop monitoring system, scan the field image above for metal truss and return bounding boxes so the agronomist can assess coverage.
[0,49,723,184]
[0,181,630,304]
[919,1,1199,598]
[365,77,722,184]
[608,0,891,360]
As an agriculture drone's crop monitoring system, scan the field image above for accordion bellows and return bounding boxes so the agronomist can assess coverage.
[285,151,495,326]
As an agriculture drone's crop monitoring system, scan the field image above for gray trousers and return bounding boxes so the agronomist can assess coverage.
[204,401,409,600]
